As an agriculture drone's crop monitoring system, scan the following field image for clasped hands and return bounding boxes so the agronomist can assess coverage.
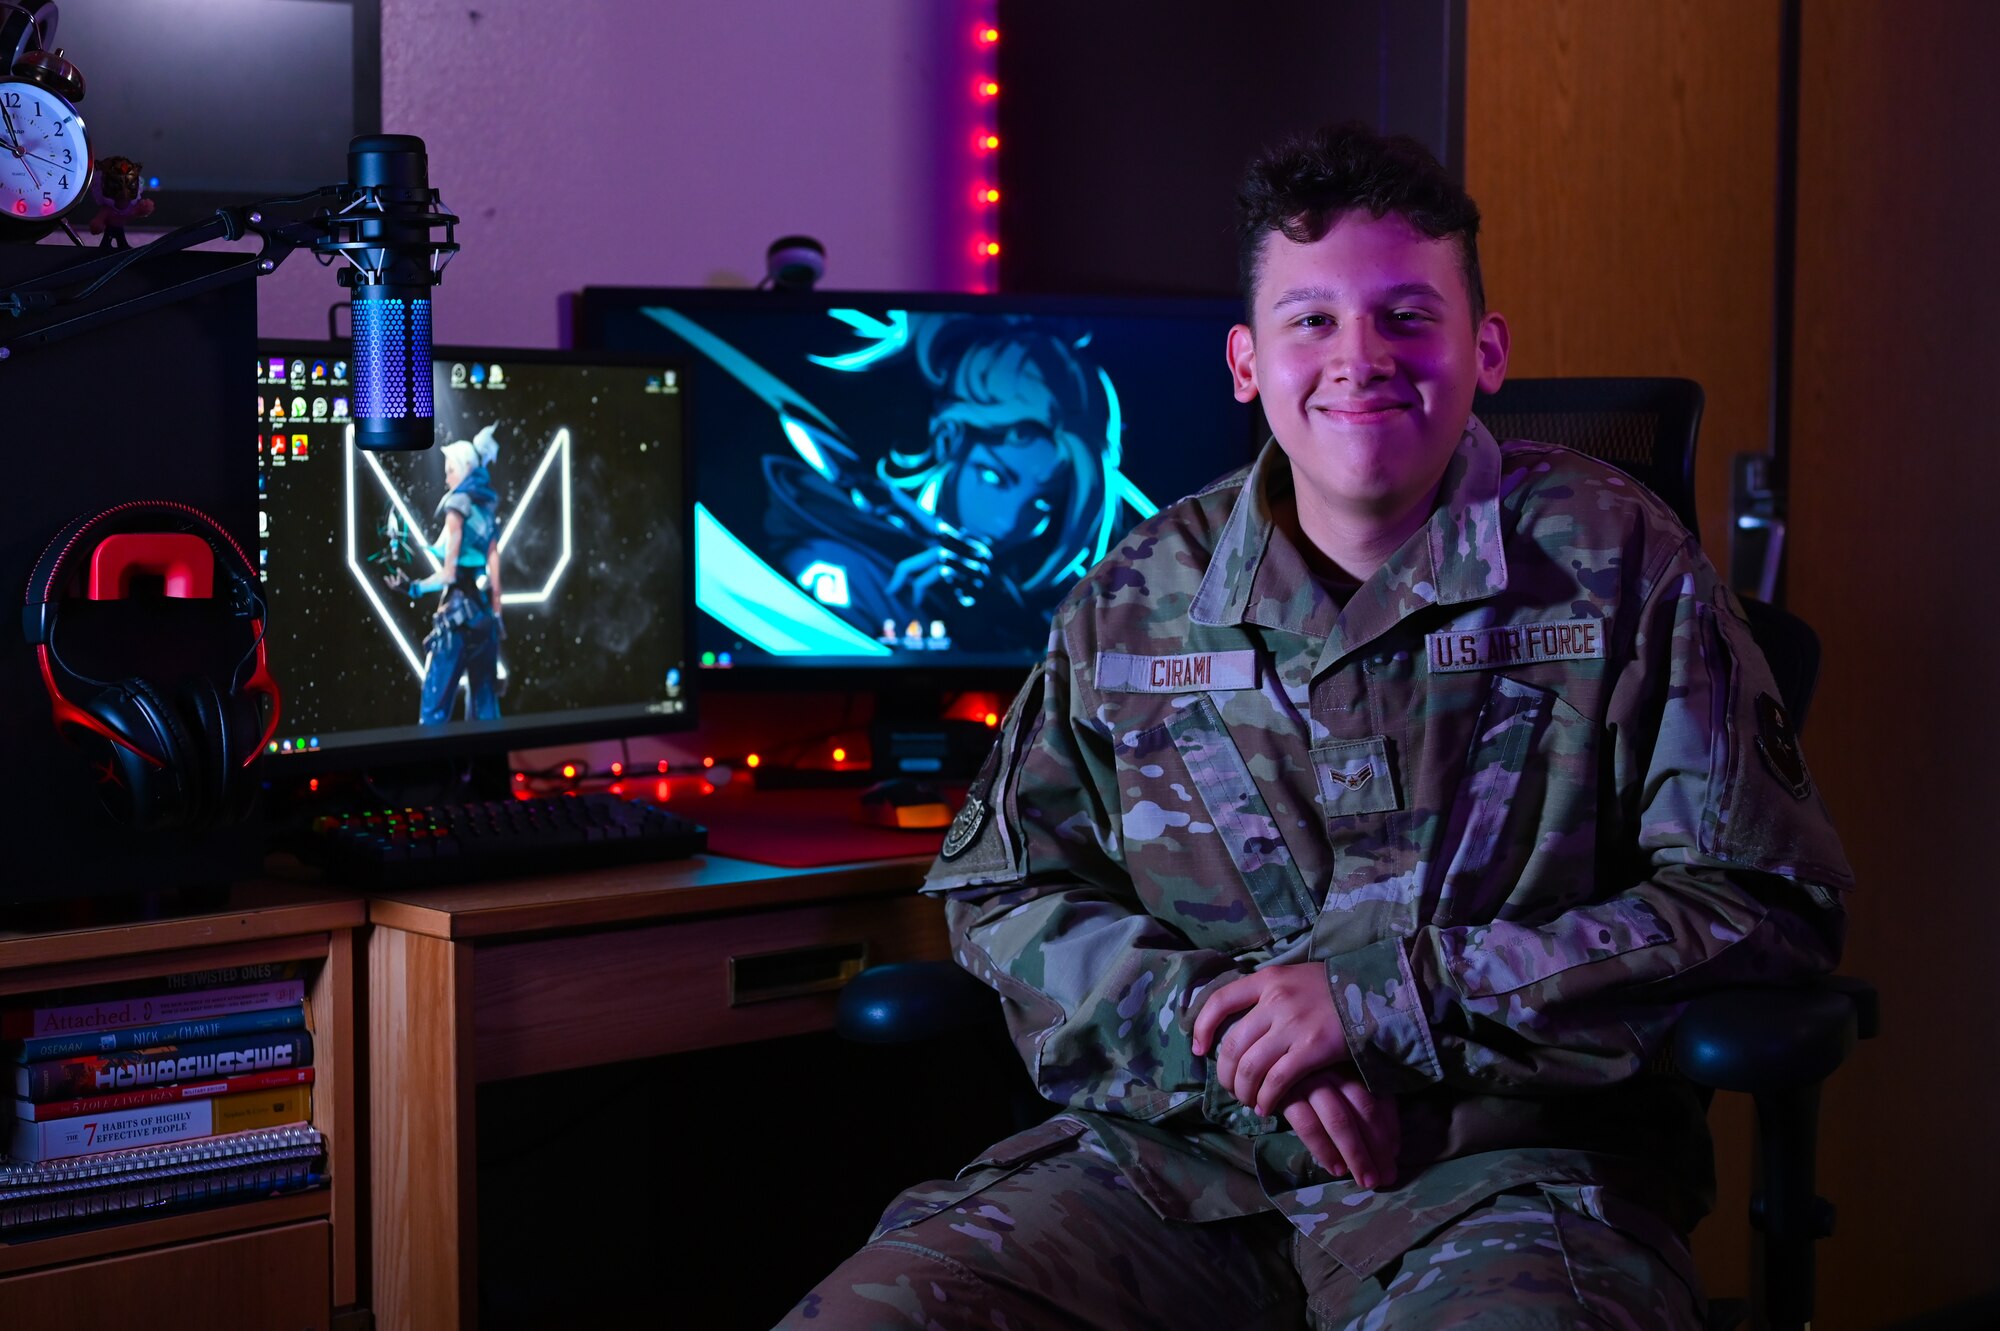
[1191,963,1399,1190]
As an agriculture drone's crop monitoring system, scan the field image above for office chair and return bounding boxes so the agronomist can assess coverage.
[839,377,1876,1331]
[1473,375,1704,536]
[1481,377,1877,1331]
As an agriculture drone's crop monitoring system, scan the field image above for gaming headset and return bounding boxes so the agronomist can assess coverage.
[22,502,281,831]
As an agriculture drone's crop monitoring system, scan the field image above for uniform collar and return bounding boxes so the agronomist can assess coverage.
[1191,416,1510,659]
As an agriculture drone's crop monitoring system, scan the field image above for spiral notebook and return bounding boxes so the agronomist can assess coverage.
[0,1124,324,1238]
[0,1124,323,1199]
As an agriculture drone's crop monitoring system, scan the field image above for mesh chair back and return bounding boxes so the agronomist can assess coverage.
[1473,377,1821,722]
[1473,377,1703,535]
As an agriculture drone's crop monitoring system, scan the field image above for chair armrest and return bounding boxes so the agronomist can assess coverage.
[835,960,998,1044]
[1672,977,1878,1092]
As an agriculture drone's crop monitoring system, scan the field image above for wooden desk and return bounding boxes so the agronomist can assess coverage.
[364,852,940,1331]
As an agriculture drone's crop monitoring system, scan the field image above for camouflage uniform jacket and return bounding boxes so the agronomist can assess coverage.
[921,416,1852,1280]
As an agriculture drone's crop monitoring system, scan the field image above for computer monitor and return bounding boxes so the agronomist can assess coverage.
[571,288,1258,687]
[253,342,693,772]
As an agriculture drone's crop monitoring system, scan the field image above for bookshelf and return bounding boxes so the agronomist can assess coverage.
[0,885,364,1330]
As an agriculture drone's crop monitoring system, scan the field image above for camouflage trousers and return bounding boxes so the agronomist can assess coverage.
[775,1124,1702,1330]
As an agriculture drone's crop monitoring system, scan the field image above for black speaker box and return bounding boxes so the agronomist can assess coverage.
[0,245,262,907]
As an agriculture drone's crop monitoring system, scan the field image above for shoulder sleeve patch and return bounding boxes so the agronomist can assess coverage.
[938,792,991,860]
[1699,601,1853,895]
[941,745,999,861]
[1753,691,1812,800]
[924,664,1044,892]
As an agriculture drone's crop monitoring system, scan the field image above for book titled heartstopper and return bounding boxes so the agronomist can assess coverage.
[6,1085,311,1163]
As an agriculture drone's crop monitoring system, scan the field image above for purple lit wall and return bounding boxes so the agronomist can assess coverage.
[255,0,968,346]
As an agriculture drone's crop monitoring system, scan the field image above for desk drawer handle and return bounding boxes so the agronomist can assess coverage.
[729,941,870,1006]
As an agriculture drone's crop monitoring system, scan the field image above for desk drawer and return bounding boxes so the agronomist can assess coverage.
[0,1220,330,1330]
[471,893,949,1082]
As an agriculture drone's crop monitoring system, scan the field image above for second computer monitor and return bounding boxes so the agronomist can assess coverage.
[255,344,693,768]
[573,289,1258,678]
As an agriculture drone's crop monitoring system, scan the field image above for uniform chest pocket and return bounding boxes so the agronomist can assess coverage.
[1112,695,1317,952]
[1430,672,1600,926]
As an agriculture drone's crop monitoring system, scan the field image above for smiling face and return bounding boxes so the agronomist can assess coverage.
[1227,209,1508,542]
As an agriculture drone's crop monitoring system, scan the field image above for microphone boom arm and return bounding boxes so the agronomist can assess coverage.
[0,180,456,362]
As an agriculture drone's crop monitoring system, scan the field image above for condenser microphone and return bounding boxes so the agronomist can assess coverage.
[314,134,459,451]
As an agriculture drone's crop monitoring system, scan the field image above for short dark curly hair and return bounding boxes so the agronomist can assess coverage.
[1237,122,1484,325]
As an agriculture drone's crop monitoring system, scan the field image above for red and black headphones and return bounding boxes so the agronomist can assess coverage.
[22,502,281,831]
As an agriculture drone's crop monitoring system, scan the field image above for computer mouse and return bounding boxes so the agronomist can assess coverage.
[857,777,953,830]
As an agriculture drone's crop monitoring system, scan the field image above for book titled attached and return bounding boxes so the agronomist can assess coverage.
[0,962,310,1040]
[6,1085,311,1163]
[0,979,306,1042]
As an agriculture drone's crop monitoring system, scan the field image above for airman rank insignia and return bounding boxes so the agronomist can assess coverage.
[939,794,989,860]
[1310,736,1402,817]
[1426,619,1607,673]
[1095,649,1259,693]
[1754,691,1812,800]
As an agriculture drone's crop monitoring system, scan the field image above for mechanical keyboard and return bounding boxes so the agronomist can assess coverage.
[307,792,708,888]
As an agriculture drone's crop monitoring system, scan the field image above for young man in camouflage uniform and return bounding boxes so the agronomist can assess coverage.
[780,123,1850,1330]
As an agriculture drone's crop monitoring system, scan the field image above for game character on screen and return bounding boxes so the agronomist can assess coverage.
[766,314,1153,647]
[385,426,506,724]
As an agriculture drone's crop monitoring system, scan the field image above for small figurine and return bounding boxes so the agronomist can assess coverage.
[87,155,153,249]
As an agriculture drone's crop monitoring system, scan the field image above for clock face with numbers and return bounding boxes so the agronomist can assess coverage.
[0,78,89,223]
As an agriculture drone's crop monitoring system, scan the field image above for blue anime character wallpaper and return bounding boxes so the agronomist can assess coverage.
[632,296,1252,669]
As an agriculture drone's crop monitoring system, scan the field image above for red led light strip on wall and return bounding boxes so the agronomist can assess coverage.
[967,12,1001,292]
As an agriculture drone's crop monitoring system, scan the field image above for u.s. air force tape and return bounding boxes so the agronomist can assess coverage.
[1094,649,1258,693]
[1425,619,1606,673]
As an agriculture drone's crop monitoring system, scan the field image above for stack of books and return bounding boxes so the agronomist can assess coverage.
[1,962,323,1238]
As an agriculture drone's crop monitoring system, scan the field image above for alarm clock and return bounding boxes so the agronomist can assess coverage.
[0,40,88,238]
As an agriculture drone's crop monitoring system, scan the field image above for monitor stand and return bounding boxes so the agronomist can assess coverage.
[867,692,995,782]
[743,686,998,790]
